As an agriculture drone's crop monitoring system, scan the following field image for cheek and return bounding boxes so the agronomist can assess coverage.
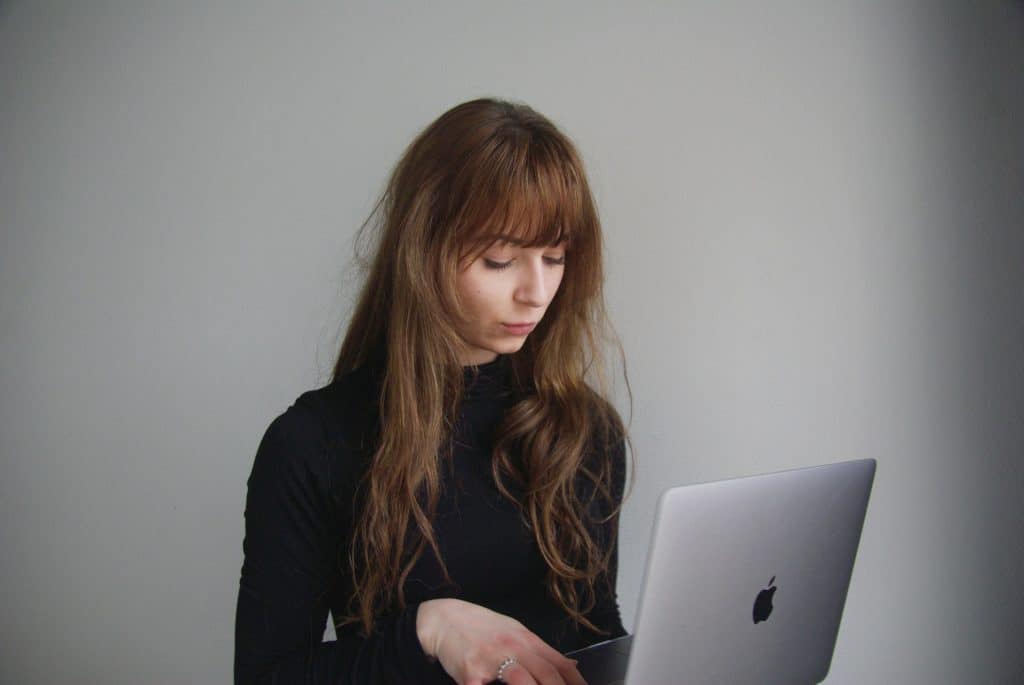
[473,283,508,317]
[457,272,499,319]
[548,270,566,302]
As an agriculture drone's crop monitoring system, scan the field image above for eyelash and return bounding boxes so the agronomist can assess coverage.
[484,257,566,270]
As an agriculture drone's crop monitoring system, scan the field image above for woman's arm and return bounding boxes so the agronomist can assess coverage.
[235,399,588,684]
[233,404,449,685]
[415,598,585,685]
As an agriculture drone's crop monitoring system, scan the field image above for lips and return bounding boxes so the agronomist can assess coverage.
[502,322,536,335]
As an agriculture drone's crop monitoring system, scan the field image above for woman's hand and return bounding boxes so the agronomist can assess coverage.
[416,598,587,685]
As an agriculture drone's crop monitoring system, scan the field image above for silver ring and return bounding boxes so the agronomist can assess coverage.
[496,655,517,682]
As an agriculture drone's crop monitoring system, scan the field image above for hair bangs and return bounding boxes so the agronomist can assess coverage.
[456,137,586,263]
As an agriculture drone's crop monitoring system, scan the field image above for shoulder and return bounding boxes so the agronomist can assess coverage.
[252,364,383,493]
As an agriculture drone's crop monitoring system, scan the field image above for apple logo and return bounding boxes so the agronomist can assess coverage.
[752,576,777,624]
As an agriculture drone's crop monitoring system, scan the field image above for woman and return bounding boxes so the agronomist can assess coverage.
[234,97,632,685]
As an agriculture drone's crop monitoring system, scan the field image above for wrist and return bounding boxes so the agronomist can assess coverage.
[415,599,444,659]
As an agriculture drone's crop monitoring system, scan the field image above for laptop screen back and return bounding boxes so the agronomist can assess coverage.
[616,459,875,684]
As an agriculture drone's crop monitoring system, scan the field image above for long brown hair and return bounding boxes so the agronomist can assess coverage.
[332,97,632,636]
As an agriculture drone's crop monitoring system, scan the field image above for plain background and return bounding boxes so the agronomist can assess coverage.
[2,1,1022,683]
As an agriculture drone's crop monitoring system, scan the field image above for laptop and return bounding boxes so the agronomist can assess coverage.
[567,459,876,685]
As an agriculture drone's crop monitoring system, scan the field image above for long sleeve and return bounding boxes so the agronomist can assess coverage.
[233,403,451,685]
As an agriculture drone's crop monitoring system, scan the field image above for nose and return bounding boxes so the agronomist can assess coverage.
[514,258,549,307]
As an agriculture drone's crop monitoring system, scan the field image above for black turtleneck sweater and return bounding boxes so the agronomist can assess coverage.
[234,354,627,684]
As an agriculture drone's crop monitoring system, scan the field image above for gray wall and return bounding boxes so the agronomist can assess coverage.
[2,2,1021,683]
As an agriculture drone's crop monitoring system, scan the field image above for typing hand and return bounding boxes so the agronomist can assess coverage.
[416,598,587,685]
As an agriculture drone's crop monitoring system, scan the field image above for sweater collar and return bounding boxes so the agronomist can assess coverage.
[462,354,512,401]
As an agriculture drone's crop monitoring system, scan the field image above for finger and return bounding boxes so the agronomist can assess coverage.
[523,632,580,672]
[562,660,587,685]
[548,657,585,685]
[500,659,539,685]
[520,640,585,685]
[512,651,567,685]
[555,654,586,685]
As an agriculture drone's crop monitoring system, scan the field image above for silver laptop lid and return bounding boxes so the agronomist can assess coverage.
[625,459,875,685]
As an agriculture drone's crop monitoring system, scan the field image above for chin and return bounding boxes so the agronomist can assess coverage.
[488,340,526,357]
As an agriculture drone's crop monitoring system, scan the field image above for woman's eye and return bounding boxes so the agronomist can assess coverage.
[482,255,565,270]
[483,259,513,270]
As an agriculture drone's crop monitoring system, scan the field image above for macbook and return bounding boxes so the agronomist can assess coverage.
[567,459,876,684]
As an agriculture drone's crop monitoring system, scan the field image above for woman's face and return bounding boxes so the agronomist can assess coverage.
[453,238,567,365]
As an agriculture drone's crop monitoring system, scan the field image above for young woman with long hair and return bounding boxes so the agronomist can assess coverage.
[234,97,633,685]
